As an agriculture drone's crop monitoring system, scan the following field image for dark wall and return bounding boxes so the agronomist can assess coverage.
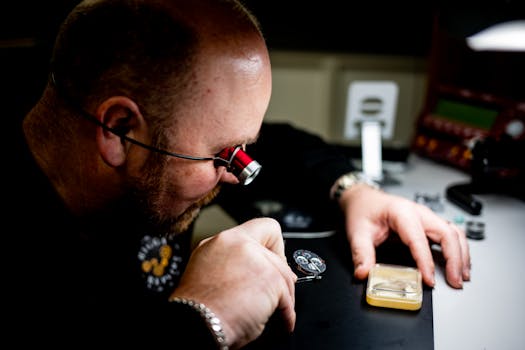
[0,1,78,43]
[240,1,435,56]
[1,1,79,129]
[1,1,435,56]
[2,1,524,128]
[0,0,437,126]
[240,1,525,56]
[2,1,524,55]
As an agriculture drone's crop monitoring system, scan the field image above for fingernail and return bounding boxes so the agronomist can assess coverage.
[426,268,435,287]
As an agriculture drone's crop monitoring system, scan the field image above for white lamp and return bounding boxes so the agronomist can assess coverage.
[466,20,525,52]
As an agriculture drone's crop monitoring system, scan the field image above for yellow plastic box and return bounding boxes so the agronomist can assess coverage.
[366,263,423,311]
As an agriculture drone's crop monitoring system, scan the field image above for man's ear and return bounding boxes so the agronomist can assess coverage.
[95,96,146,167]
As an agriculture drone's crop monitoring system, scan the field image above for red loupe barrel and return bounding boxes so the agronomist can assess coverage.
[216,147,261,185]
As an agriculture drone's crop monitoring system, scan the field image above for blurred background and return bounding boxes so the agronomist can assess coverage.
[2,1,524,235]
[2,1,523,150]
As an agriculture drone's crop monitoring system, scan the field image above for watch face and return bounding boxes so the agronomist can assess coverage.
[137,235,184,293]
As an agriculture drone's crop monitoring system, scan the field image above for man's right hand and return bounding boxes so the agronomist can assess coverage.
[171,217,297,349]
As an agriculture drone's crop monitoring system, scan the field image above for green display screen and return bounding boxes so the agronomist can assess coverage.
[434,99,499,130]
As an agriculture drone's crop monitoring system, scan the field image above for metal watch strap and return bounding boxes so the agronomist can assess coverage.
[330,172,380,200]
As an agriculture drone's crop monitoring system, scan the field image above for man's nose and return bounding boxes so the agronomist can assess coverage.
[219,169,240,185]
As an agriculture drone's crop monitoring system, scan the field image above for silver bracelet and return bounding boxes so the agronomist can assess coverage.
[170,297,228,350]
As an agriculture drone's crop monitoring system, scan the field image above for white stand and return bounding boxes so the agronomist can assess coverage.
[361,120,384,182]
[344,81,400,184]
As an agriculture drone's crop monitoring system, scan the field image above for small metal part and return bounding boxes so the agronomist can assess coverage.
[414,192,444,212]
[293,249,326,275]
[466,220,485,240]
[293,249,326,283]
[453,214,465,225]
[296,275,323,283]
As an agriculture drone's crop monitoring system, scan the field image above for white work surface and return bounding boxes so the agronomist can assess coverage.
[383,154,525,350]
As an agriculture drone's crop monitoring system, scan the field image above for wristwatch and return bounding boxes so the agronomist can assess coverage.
[329,172,380,201]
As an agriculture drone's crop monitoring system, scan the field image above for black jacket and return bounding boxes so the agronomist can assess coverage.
[7,120,353,347]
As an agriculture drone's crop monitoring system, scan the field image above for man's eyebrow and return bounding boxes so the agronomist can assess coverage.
[230,131,260,148]
[215,131,260,153]
[246,131,260,145]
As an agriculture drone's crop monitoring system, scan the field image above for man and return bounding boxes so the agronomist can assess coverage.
[10,0,469,348]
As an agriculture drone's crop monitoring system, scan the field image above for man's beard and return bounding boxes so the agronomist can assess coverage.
[167,184,221,236]
[127,156,222,238]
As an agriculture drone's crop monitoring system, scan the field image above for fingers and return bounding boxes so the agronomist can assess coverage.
[344,188,471,290]
[225,218,297,330]
[233,218,298,330]
[236,217,297,301]
[236,217,287,260]
[182,218,297,346]
[448,221,471,282]
[458,225,471,281]
[279,297,297,332]
[265,257,297,333]
[414,205,471,288]
[348,230,377,280]
[258,240,297,320]
[419,207,469,288]
[390,212,436,287]
[221,216,296,291]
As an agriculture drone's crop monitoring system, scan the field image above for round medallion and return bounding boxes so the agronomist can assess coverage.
[137,235,184,292]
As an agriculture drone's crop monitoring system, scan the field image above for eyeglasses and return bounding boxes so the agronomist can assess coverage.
[50,73,262,185]
[94,119,262,185]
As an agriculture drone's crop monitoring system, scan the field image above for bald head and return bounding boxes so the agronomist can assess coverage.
[50,0,265,125]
